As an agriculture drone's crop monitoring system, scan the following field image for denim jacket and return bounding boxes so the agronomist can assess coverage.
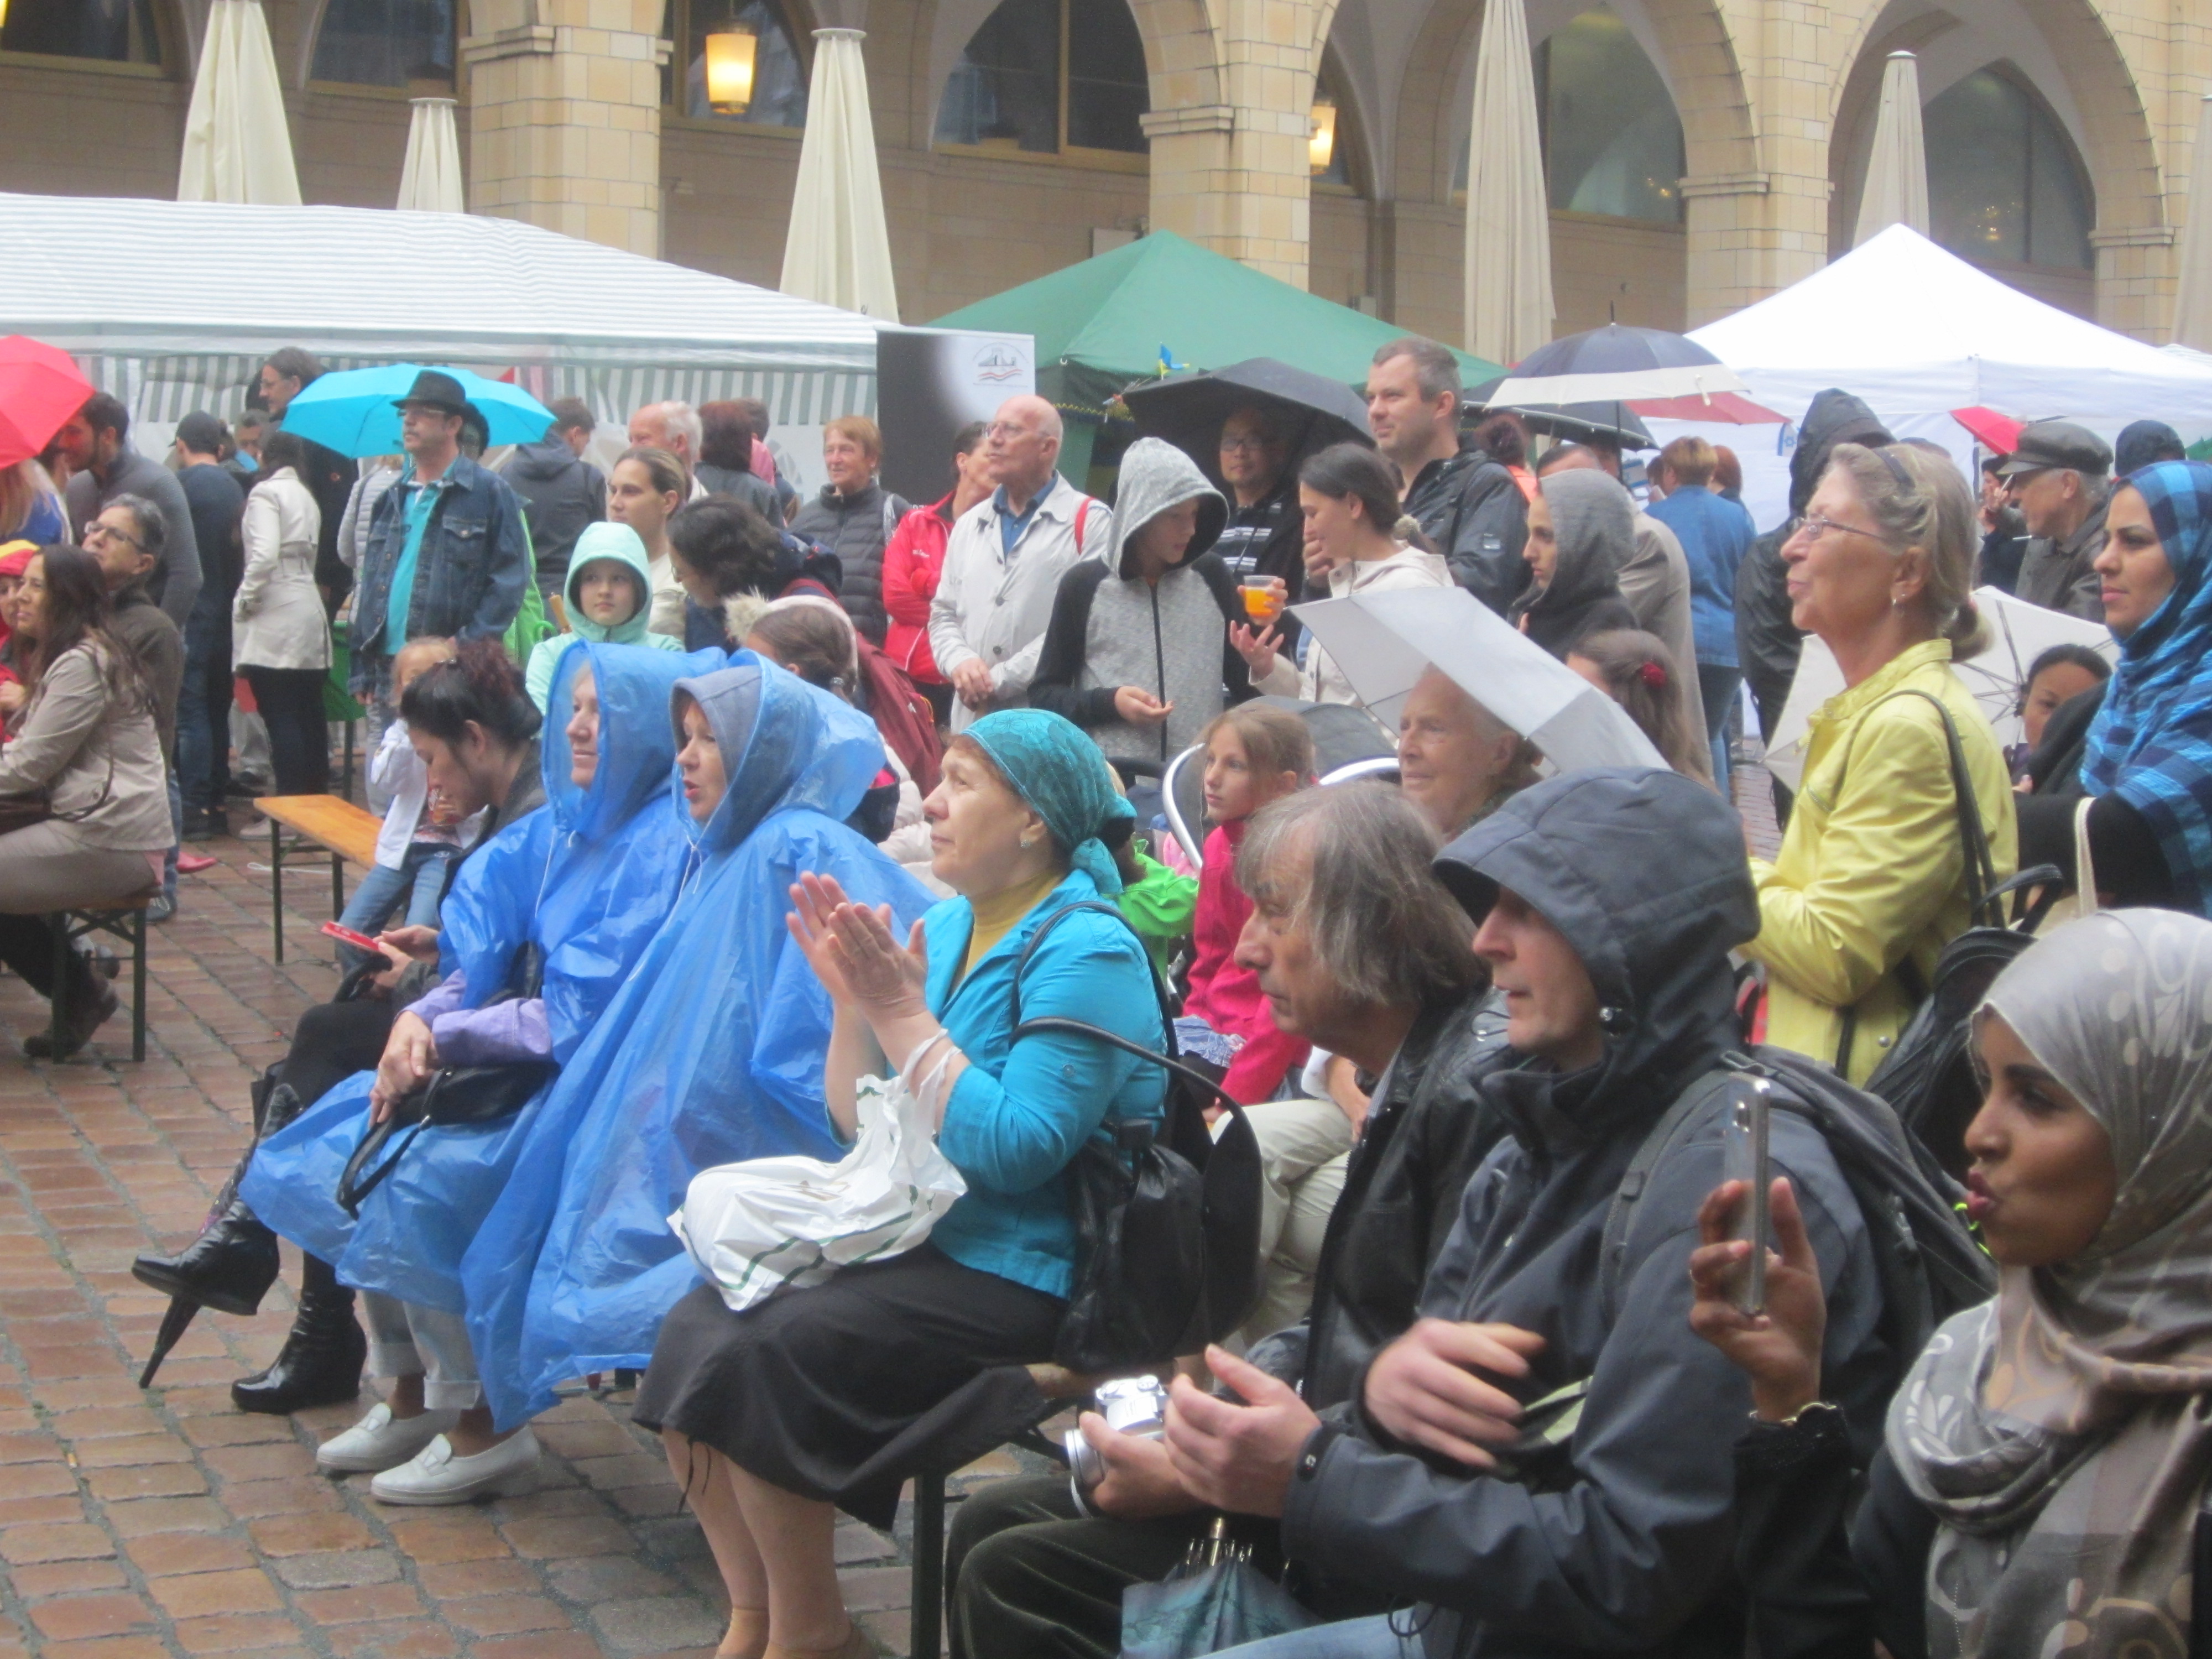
[350,454,530,685]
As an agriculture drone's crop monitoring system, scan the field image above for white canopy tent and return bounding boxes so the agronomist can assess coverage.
[1647,226,2212,526]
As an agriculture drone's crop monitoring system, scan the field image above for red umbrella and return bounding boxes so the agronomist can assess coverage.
[1951,405,2024,456]
[0,337,93,469]
[1628,391,1788,425]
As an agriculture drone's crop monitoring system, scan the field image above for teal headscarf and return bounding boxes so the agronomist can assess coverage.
[964,709,1135,895]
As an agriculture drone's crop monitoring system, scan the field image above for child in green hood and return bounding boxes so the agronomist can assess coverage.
[525,521,683,712]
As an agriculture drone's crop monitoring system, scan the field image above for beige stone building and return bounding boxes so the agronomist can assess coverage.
[1,0,2202,345]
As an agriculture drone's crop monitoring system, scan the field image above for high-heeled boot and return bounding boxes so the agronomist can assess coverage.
[229,1253,367,1415]
[133,1079,305,1313]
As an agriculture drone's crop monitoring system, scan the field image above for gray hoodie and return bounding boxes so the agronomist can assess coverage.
[1027,437,1248,765]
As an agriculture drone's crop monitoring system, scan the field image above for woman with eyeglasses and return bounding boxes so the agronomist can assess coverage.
[1739,443,2017,1086]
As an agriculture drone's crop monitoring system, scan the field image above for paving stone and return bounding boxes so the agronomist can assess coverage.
[123,1532,257,1577]
[270,1548,403,1589]
[0,1521,116,1563]
[25,1594,159,1641]
[589,1594,729,1654]
[11,1557,129,1596]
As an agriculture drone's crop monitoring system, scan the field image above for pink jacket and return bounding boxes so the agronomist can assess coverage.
[1183,820,1310,1103]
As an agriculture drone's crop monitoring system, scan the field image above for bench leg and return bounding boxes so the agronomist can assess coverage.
[331,852,344,922]
[47,914,68,1060]
[130,907,146,1063]
[270,817,284,964]
[910,1470,945,1659]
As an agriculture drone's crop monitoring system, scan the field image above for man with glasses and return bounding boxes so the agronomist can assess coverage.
[84,498,186,921]
[927,393,1112,732]
[2002,419,2112,621]
[52,394,202,633]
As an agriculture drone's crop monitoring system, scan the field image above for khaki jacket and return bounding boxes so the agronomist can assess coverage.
[0,642,171,852]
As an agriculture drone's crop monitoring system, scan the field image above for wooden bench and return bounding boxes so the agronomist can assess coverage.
[48,902,152,1062]
[254,795,383,964]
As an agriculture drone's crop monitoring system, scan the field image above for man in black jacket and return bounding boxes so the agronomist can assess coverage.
[499,397,607,599]
[946,785,1507,1659]
[1160,768,1896,1659]
[171,413,244,838]
[1369,338,1528,615]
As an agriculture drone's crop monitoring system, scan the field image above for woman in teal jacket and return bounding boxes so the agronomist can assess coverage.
[633,709,1165,1659]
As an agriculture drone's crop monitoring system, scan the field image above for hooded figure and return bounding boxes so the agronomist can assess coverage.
[499,432,607,597]
[461,656,935,1430]
[1029,436,1250,766]
[1512,467,1640,659]
[1735,389,1894,740]
[1274,769,1894,1659]
[243,640,724,1310]
[525,523,682,711]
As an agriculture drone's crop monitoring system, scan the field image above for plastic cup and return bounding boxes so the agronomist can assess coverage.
[1241,576,1282,622]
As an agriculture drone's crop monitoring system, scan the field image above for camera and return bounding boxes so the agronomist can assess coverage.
[1065,1375,1170,1513]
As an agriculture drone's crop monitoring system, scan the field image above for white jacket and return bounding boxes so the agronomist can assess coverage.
[926,475,1111,732]
[1256,543,1451,707]
[233,468,330,671]
[368,719,486,868]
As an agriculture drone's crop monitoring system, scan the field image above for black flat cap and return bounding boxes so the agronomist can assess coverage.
[1998,419,2112,477]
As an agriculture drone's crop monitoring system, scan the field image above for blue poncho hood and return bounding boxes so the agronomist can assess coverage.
[463,658,935,1428]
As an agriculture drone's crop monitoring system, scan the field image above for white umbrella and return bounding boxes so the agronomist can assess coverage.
[1461,0,1553,367]
[779,28,900,321]
[2174,94,2212,351]
[1853,53,1930,246]
[1764,586,2115,789]
[176,0,301,206]
[1293,587,1666,773]
[397,97,465,213]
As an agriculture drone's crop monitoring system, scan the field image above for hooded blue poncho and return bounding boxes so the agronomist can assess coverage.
[463,655,935,1430]
[241,640,722,1311]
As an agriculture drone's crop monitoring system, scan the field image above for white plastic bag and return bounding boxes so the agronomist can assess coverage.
[671,1073,968,1313]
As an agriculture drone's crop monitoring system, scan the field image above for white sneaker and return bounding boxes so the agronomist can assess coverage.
[369,1428,541,1506]
[317,1402,461,1474]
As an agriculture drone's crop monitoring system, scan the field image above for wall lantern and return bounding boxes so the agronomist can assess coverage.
[1309,95,1338,175]
[705,19,759,114]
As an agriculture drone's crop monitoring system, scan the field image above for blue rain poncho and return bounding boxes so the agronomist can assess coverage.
[242,640,722,1311]
[462,655,936,1430]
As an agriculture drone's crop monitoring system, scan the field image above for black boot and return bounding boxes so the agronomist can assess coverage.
[131,1081,305,1318]
[229,1254,366,1415]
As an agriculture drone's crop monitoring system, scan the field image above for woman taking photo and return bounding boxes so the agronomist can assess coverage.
[632,708,1165,1659]
[0,546,169,1057]
[1692,907,2212,1659]
[608,446,689,639]
[1740,443,2016,1083]
[234,430,331,797]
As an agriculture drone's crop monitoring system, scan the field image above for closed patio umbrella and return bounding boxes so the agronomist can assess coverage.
[176,0,300,206]
[779,28,899,321]
[1462,0,1553,366]
[1853,52,1929,246]
[398,97,465,213]
[2174,95,2212,351]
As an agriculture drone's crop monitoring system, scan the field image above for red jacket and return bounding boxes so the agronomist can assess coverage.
[1183,819,1310,1104]
[880,493,956,684]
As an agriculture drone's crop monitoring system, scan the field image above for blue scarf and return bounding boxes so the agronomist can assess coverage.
[964,708,1134,895]
[2081,460,2212,915]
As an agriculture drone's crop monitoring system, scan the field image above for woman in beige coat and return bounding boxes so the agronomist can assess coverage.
[234,431,331,797]
[0,547,171,1057]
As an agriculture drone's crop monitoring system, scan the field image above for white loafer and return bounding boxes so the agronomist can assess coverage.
[369,1428,541,1506]
[317,1403,462,1474]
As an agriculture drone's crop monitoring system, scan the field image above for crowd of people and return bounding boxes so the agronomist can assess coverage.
[1,326,2209,1659]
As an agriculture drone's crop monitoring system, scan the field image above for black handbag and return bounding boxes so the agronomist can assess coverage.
[335,943,559,1217]
[1005,902,1263,1373]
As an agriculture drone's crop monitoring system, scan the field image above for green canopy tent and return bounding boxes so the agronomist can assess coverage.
[930,231,1505,481]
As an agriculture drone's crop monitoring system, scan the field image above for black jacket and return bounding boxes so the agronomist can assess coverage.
[1279,769,1895,1659]
[792,481,902,645]
[290,432,358,606]
[2014,684,2174,906]
[2015,488,2111,621]
[177,462,245,606]
[499,438,607,593]
[1404,442,1530,617]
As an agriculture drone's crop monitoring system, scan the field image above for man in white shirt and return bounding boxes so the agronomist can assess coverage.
[927,394,1112,732]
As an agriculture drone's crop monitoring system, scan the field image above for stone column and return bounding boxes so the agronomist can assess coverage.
[461,0,669,256]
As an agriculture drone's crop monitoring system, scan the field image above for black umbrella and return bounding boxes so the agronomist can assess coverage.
[1485,323,1748,406]
[1467,378,1656,452]
[1119,358,1373,473]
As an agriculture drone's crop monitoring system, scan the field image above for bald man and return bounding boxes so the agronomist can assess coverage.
[927,393,1114,731]
[628,401,708,500]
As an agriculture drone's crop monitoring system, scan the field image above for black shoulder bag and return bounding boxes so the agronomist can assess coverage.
[1005,902,1263,1373]
[335,942,560,1217]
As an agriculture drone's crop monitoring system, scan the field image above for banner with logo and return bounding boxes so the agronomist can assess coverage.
[875,327,1035,505]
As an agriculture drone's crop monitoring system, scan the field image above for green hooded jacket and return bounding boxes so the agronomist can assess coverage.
[525,521,683,712]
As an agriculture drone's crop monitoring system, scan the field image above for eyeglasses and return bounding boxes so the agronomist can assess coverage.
[1219,433,1274,454]
[1794,514,1892,546]
[84,521,143,551]
[986,422,1039,442]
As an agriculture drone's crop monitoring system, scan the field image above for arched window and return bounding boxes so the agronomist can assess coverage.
[1924,66,2093,270]
[1,0,163,65]
[1535,10,1682,223]
[667,0,809,129]
[310,0,455,87]
[935,0,1149,159]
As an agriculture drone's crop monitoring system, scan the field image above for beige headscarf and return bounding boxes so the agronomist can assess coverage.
[1887,907,2212,1658]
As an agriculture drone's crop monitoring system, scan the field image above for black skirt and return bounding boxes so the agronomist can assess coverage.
[632,1245,1066,1529]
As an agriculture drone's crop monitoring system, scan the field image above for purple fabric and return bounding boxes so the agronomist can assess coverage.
[407,971,469,1025]
[409,970,556,1067]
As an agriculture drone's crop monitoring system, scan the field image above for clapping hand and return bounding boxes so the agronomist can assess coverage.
[787,872,928,1017]
[1687,1177,1826,1422]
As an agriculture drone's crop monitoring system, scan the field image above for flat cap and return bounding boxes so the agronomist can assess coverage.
[1998,419,2112,477]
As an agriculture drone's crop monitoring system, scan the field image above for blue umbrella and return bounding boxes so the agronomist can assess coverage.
[279,363,555,458]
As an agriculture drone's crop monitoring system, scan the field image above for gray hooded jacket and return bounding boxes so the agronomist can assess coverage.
[1028,437,1251,765]
[1278,768,1896,1659]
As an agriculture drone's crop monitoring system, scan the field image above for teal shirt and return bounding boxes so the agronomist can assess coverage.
[383,473,449,653]
[921,869,1166,1298]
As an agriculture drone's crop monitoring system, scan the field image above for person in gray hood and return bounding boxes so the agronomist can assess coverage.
[1163,767,1897,1659]
[1029,436,1254,772]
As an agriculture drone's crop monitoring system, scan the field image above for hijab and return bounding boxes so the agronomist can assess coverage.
[963,709,1134,895]
[1514,469,1637,658]
[2080,460,2212,915]
[1887,907,2212,1659]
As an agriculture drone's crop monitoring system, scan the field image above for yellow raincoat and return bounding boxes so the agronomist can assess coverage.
[1745,639,2018,1083]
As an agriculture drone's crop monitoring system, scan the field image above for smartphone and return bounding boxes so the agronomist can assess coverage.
[320,921,384,954]
[1721,1077,1773,1315]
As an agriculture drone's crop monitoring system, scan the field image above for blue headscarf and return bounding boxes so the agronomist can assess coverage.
[2081,460,2212,915]
[963,709,1134,895]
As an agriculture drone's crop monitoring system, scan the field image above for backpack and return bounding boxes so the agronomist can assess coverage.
[854,633,943,794]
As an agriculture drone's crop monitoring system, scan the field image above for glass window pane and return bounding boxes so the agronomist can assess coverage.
[311,0,455,86]
[1926,69,2030,265]
[1067,1,1149,153]
[935,0,1060,152]
[2027,98,2094,269]
[2,0,161,62]
[1539,12,1683,223]
[683,0,808,127]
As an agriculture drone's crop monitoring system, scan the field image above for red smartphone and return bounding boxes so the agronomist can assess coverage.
[321,921,384,953]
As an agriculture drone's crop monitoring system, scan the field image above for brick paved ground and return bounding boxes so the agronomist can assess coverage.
[0,817,1036,1659]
